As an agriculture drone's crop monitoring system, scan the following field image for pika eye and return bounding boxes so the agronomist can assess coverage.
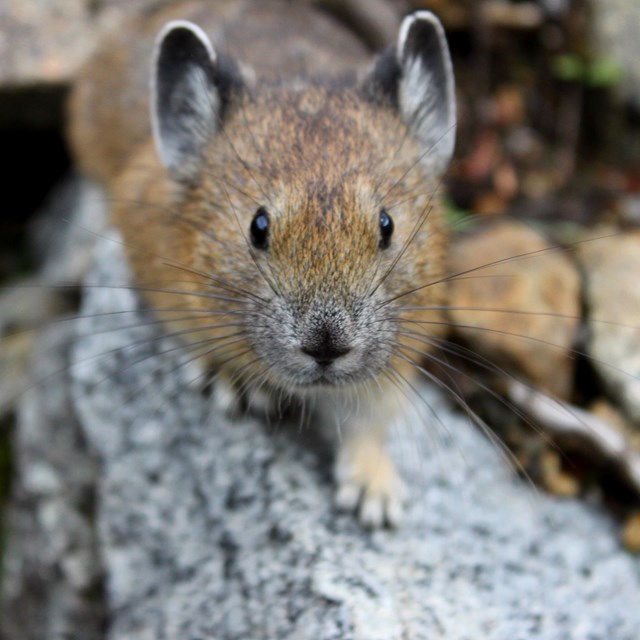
[379,209,394,250]
[250,207,270,250]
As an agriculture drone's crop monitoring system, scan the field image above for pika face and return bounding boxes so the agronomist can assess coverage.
[180,85,445,391]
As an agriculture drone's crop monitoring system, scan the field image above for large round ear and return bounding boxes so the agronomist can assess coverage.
[151,20,243,182]
[365,11,456,176]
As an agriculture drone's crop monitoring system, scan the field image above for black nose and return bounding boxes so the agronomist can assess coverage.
[300,330,351,365]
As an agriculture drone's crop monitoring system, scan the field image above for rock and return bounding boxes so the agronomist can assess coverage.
[0,0,95,88]
[4,233,636,639]
[3,233,640,637]
[447,221,581,400]
[0,331,36,418]
[0,175,108,420]
[590,0,640,109]
[0,1,173,126]
[0,0,172,89]
[507,381,640,496]
[0,322,105,640]
[578,231,640,425]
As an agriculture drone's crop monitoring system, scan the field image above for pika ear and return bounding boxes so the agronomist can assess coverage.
[365,11,456,175]
[151,20,243,182]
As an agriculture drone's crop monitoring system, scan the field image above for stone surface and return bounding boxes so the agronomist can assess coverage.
[0,0,172,89]
[0,322,105,640]
[0,331,35,417]
[4,232,640,637]
[60,235,640,638]
[507,380,640,496]
[447,221,581,400]
[0,175,107,420]
[0,0,96,87]
[578,231,640,425]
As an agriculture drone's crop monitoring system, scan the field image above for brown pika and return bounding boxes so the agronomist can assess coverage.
[68,1,456,528]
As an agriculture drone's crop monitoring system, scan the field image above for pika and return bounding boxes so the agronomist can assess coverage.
[68,0,456,528]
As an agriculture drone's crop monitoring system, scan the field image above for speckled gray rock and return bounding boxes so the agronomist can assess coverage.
[0,175,107,420]
[1,322,105,640]
[62,235,640,639]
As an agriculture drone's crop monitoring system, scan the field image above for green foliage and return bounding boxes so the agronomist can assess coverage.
[443,197,475,232]
[552,54,623,88]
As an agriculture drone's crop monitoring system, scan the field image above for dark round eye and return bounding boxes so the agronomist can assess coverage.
[250,207,270,250]
[379,209,394,250]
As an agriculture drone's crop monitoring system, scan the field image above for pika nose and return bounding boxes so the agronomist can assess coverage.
[301,342,352,365]
[300,327,351,365]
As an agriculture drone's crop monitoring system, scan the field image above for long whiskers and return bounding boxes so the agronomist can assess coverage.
[394,334,563,450]
[392,349,537,490]
[378,231,620,310]
[387,313,639,383]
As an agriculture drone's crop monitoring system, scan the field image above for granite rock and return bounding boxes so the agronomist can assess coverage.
[0,175,107,420]
[60,235,640,638]
[0,322,105,640]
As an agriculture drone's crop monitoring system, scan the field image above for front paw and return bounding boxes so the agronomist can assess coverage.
[212,376,242,417]
[213,378,276,419]
[334,434,406,528]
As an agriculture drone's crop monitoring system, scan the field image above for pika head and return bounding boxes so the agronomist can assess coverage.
[148,13,456,394]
